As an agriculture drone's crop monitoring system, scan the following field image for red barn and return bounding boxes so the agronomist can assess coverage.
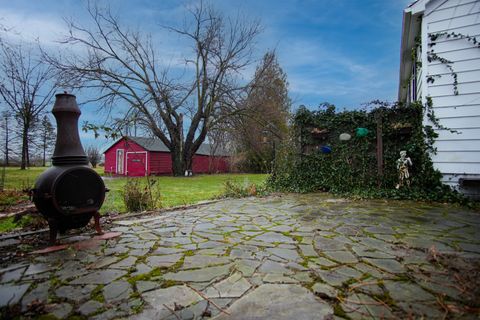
[103,136,230,176]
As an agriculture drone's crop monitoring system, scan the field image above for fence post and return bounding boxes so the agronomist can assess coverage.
[376,112,384,187]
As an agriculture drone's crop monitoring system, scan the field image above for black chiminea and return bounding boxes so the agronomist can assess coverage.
[32,93,105,244]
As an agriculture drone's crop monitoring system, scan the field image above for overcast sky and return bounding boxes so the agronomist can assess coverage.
[0,0,411,148]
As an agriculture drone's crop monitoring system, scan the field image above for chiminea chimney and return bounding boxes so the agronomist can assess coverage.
[51,93,89,165]
[32,93,106,244]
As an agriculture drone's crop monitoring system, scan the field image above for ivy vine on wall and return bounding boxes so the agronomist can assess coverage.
[427,31,480,95]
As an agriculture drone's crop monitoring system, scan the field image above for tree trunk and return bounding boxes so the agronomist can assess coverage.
[171,148,185,176]
[21,123,28,170]
[42,135,46,167]
[4,116,8,166]
[184,149,193,173]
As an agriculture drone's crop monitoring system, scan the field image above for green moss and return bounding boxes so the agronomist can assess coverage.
[294,235,304,243]
[49,276,64,289]
[333,303,348,318]
[128,267,164,284]
[224,247,232,257]
[90,284,105,303]
[372,292,396,307]
[393,274,411,282]
[359,272,373,281]
[131,301,144,314]
[341,278,358,289]
[161,279,180,288]
[129,291,142,300]
[299,258,309,268]
[184,250,195,257]
[115,252,129,260]
[323,234,337,239]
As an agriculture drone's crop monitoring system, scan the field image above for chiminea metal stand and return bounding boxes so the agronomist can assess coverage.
[32,93,106,244]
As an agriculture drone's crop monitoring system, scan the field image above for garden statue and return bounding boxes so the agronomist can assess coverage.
[396,150,412,189]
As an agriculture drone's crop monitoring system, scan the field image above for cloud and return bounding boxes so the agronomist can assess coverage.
[276,39,391,104]
[0,8,67,45]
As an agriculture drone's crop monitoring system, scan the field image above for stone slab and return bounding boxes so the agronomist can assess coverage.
[135,285,202,319]
[212,284,333,320]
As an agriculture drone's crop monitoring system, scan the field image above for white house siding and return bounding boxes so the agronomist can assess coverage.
[422,0,480,198]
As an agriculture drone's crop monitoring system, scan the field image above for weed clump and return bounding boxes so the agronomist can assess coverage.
[122,178,161,212]
[220,180,268,198]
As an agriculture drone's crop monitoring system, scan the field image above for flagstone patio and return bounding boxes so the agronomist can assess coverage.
[1,194,479,319]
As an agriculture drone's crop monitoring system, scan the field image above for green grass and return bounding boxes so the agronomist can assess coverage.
[1,166,267,214]
[1,166,46,190]
[102,173,267,213]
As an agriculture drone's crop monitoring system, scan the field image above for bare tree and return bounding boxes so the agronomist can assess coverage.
[0,39,58,169]
[86,145,101,168]
[35,115,56,166]
[0,112,13,166]
[46,2,261,176]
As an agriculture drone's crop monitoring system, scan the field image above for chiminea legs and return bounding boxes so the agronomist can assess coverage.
[93,211,104,235]
[48,219,59,245]
[47,213,103,245]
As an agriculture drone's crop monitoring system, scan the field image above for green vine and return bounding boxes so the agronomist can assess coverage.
[424,96,458,135]
[429,32,480,48]
[426,50,458,95]
[427,31,480,95]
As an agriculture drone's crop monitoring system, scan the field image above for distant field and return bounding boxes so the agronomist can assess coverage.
[1,166,268,213]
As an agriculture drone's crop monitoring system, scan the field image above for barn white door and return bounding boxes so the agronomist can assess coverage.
[116,149,125,174]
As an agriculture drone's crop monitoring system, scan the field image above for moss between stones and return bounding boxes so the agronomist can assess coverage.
[90,284,105,303]
[49,276,64,289]
[149,241,160,252]
[128,267,164,284]
[341,278,358,289]
[303,273,325,291]
[128,253,187,287]
[333,303,349,319]
[299,259,309,268]
[131,301,144,314]
[135,255,147,264]
[292,235,304,243]
[323,234,337,239]
[362,231,376,238]
[184,250,195,257]
[116,252,130,260]
[359,272,373,281]
[393,273,412,282]
[91,307,107,317]
[129,291,142,300]
[224,247,232,257]
[160,279,180,288]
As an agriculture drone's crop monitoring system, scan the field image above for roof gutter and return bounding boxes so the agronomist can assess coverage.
[398,10,413,103]
[398,0,428,103]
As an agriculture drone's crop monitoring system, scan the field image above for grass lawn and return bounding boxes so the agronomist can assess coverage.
[1,166,268,214]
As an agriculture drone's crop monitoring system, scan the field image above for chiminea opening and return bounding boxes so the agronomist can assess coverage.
[32,93,106,244]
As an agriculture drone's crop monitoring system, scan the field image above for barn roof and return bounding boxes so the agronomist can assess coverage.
[104,136,229,157]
